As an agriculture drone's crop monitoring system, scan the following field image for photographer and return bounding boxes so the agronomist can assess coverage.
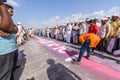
[0,0,18,80]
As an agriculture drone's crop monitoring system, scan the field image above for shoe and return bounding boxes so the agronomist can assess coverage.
[71,61,80,65]
[84,56,90,60]
[91,52,94,55]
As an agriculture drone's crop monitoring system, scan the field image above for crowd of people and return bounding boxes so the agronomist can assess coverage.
[38,14,120,56]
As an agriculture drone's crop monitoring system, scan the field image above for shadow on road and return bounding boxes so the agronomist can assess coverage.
[47,59,81,80]
[14,50,26,80]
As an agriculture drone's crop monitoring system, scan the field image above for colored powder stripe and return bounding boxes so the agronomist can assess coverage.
[80,58,120,80]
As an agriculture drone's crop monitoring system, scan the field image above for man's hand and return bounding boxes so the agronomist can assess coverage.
[0,30,10,37]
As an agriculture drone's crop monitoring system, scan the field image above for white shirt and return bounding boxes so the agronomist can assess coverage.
[79,23,87,35]
[99,23,111,38]
[17,25,23,35]
[67,25,73,34]
[96,22,101,28]
[47,28,50,33]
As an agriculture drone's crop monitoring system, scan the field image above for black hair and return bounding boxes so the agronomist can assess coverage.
[89,19,95,23]
[5,4,13,9]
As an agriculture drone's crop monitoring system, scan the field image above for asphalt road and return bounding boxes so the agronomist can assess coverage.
[14,36,120,80]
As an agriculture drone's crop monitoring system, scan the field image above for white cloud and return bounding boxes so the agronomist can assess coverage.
[7,0,20,7]
[63,13,83,22]
[41,16,61,27]
[47,7,120,27]
[26,7,120,29]
[26,21,41,29]
[106,7,120,16]
[91,10,105,18]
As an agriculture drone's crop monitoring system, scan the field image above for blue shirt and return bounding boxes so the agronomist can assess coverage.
[0,34,17,55]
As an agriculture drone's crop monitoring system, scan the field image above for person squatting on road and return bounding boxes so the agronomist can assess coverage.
[72,33,101,64]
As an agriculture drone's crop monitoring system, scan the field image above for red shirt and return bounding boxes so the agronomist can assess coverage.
[88,24,99,34]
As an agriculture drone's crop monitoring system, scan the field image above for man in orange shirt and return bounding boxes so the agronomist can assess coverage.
[72,33,101,64]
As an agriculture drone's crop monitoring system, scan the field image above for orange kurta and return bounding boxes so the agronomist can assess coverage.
[79,33,101,48]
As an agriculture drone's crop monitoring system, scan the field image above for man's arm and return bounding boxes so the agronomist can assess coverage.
[0,4,18,33]
[0,29,10,37]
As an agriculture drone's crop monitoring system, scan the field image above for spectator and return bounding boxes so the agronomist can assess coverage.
[107,14,120,52]
[94,17,101,28]
[0,3,18,80]
[46,27,50,38]
[79,21,87,35]
[16,22,25,46]
[98,18,111,51]
[88,19,99,35]
[66,23,73,43]
[72,22,79,44]
[22,26,28,41]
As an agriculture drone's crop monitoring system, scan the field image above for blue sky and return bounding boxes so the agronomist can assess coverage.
[7,0,120,28]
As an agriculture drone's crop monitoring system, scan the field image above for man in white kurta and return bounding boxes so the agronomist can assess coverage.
[79,21,87,35]
[66,23,73,43]
[98,18,111,51]
[46,27,50,38]
[16,22,25,46]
